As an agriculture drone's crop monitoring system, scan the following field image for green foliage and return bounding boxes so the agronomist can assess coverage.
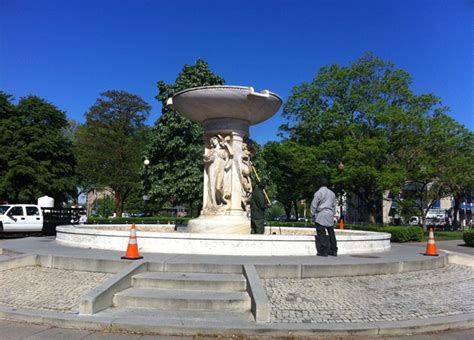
[281,53,443,223]
[348,224,381,232]
[88,216,191,225]
[93,196,115,218]
[399,112,474,227]
[0,92,77,204]
[263,140,326,219]
[266,202,285,220]
[384,226,423,242]
[145,59,224,212]
[267,221,311,227]
[463,230,474,247]
[75,90,151,216]
[349,224,423,242]
[422,231,463,242]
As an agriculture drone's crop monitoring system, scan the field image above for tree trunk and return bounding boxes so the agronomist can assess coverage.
[293,200,299,220]
[284,201,292,221]
[452,195,461,229]
[114,191,123,217]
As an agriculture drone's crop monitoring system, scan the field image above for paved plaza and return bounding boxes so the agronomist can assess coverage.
[264,264,473,324]
[0,266,112,313]
[0,237,473,338]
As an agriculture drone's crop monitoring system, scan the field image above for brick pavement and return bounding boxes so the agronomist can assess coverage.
[263,264,474,324]
[0,266,112,313]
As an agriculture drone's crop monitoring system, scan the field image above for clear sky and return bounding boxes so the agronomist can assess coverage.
[1,0,472,144]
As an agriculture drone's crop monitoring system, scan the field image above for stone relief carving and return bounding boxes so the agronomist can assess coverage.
[203,134,233,213]
[240,142,252,210]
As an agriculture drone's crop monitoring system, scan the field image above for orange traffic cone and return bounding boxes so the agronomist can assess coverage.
[121,224,143,260]
[339,218,345,230]
[424,227,438,256]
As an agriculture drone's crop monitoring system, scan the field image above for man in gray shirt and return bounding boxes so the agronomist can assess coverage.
[310,178,337,256]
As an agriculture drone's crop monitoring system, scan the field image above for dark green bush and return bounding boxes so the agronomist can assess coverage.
[88,216,191,225]
[267,221,312,227]
[347,224,381,232]
[348,224,423,242]
[463,230,474,247]
[384,226,423,242]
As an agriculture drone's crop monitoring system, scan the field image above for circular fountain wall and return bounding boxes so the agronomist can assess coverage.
[56,225,391,256]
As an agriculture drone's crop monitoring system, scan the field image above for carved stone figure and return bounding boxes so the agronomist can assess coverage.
[240,142,252,210]
[203,135,233,213]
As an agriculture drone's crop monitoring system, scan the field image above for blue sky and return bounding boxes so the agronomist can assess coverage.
[1,0,472,144]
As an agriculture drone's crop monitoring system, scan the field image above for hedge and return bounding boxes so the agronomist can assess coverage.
[88,216,191,225]
[267,221,311,227]
[463,230,474,247]
[384,226,423,242]
[266,222,423,243]
[349,224,423,243]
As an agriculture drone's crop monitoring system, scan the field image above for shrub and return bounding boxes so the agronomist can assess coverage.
[348,224,423,243]
[88,216,191,225]
[347,224,381,232]
[463,230,474,247]
[267,221,312,227]
[384,226,423,242]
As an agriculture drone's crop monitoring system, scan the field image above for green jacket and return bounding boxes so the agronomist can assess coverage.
[251,185,267,220]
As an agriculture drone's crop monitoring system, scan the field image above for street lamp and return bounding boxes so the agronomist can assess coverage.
[143,158,151,215]
[338,162,345,226]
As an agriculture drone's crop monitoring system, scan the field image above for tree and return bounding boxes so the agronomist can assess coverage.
[282,53,442,223]
[263,141,327,220]
[144,59,224,215]
[399,112,474,228]
[0,93,77,204]
[75,90,151,217]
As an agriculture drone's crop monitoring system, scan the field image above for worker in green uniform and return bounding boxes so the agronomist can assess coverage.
[250,180,270,234]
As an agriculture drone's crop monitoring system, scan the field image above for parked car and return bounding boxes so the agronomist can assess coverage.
[425,209,448,227]
[409,216,421,226]
[0,204,85,235]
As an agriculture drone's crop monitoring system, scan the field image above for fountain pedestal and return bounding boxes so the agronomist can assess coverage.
[169,86,282,234]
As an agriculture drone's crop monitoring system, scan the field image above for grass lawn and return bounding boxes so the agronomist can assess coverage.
[421,230,464,242]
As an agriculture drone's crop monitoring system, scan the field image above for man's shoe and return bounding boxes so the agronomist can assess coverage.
[317,253,328,257]
[328,252,337,256]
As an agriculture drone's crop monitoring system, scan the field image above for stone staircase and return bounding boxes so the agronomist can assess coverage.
[111,264,253,319]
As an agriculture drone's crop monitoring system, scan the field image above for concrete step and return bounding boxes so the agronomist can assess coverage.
[99,307,255,325]
[113,287,251,312]
[132,271,247,291]
[149,262,243,274]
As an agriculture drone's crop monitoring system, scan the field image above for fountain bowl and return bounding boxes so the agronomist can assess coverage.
[169,85,283,125]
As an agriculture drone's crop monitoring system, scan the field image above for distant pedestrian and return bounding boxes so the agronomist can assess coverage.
[311,178,337,256]
[250,180,270,234]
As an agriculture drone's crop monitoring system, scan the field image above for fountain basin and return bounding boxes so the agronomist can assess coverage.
[56,225,391,256]
[169,85,283,125]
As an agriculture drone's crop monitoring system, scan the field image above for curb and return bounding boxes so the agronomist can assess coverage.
[0,305,473,337]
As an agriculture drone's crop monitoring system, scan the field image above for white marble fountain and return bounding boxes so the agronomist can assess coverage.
[57,85,391,255]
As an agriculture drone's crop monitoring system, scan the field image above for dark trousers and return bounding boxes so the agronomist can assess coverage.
[315,224,338,255]
[251,219,265,234]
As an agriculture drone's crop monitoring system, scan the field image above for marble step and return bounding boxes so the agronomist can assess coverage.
[113,287,251,312]
[149,262,243,274]
[132,271,247,291]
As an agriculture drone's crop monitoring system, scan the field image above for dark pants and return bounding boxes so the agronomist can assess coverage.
[251,219,265,234]
[315,223,338,256]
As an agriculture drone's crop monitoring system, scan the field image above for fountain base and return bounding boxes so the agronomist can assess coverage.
[56,225,391,256]
[187,213,250,234]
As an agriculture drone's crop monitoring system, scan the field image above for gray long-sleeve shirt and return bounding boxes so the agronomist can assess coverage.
[310,186,336,227]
